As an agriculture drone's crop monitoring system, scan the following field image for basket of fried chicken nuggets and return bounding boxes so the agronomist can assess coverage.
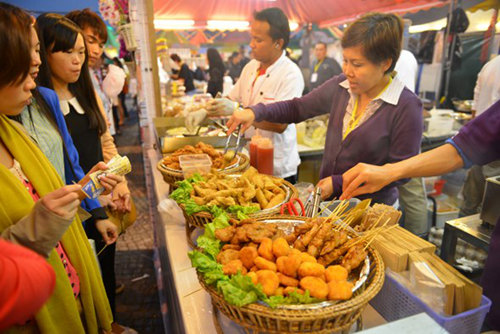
[181,167,298,229]
[194,216,385,333]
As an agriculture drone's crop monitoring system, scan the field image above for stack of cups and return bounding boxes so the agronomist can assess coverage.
[249,134,274,176]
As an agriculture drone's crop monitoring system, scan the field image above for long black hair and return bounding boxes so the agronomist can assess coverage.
[207,48,225,73]
[36,13,107,135]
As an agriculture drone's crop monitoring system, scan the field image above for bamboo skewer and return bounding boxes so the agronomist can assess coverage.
[313,197,337,218]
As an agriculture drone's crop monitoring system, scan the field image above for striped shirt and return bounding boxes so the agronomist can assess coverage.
[20,101,65,180]
[339,74,406,138]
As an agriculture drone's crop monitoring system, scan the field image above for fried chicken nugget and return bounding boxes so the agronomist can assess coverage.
[290,248,301,256]
[298,262,325,278]
[216,249,240,265]
[272,237,290,258]
[325,265,348,283]
[274,287,284,296]
[221,244,241,251]
[327,280,353,300]
[277,273,299,287]
[247,272,258,285]
[254,256,277,271]
[300,277,328,299]
[299,252,317,264]
[281,254,302,278]
[283,287,304,296]
[239,246,258,270]
[214,225,236,243]
[258,238,274,261]
[276,256,287,274]
[223,260,247,276]
[256,270,280,296]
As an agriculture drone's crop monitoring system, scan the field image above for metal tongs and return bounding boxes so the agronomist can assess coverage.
[304,187,322,217]
[223,124,243,161]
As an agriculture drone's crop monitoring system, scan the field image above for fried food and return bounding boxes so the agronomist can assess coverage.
[341,245,367,273]
[258,238,274,261]
[256,270,280,296]
[277,273,299,287]
[320,231,348,256]
[325,265,348,282]
[254,256,277,271]
[307,221,334,257]
[223,259,246,275]
[265,193,285,209]
[299,252,317,264]
[239,246,258,269]
[247,272,258,285]
[216,249,240,265]
[247,224,277,243]
[255,188,268,208]
[283,287,304,296]
[161,142,236,170]
[327,281,353,300]
[215,225,236,242]
[250,266,258,272]
[272,237,290,258]
[300,277,329,299]
[280,254,302,278]
[298,262,325,278]
[221,244,241,251]
[274,287,284,296]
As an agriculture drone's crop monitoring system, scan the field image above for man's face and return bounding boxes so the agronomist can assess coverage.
[249,20,279,63]
[314,44,327,62]
[82,26,106,68]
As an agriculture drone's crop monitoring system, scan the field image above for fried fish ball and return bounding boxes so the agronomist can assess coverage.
[283,287,305,296]
[256,270,280,296]
[223,260,247,276]
[272,237,290,258]
[290,248,301,256]
[276,256,287,274]
[325,265,348,283]
[281,254,302,278]
[239,246,259,269]
[299,252,317,264]
[275,287,284,296]
[258,238,274,261]
[327,281,353,300]
[247,272,258,285]
[277,273,299,287]
[298,262,325,278]
[216,249,240,265]
[254,256,277,272]
[300,276,329,299]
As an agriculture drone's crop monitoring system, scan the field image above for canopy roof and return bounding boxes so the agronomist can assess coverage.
[154,0,450,27]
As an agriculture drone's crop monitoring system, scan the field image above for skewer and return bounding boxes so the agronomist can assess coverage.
[314,197,337,218]
[363,222,398,250]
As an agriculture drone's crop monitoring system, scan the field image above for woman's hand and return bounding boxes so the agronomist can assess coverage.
[78,162,124,195]
[317,176,333,200]
[340,163,393,200]
[112,192,131,213]
[95,219,119,245]
[41,184,82,219]
[226,108,256,135]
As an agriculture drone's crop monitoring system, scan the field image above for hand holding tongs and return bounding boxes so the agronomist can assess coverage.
[304,187,322,217]
[223,124,243,161]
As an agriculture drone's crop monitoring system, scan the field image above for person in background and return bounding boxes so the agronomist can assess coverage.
[227,13,423,203]
[208,7,304,184]
[0,240,56,331]
[36,13,130,323]
[66,8,117,136]
[239,44,250,67]
[340,100,500,331]
[394,48,428,236]
[228,51,243,83]
[0,4,120,332]
[206,48,225,97]
[309,42,342,91]
[112,57,128,127]
[170,53,195,93]
[459,54,500,217]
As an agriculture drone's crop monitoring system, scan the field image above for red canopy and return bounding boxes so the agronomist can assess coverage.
[154,0,449,27]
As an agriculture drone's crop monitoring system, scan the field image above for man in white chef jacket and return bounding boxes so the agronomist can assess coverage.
[208,7,304,183]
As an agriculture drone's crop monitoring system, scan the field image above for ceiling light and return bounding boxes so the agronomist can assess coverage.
[154,19,195,30]
[207,20,249,31]
[289,21,299,31]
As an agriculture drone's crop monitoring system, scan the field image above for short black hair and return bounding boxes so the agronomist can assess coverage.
[315,42,327,49]
[170,53,181,63]
[66,8,108,43]
[253,7,290,49]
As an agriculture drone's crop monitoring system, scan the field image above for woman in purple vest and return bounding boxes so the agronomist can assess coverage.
[227,13,422,204]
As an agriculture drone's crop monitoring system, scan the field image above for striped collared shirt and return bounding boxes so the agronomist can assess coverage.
[339,74,406,138]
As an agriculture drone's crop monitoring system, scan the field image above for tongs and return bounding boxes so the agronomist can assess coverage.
[223,124,243,161]
[304,187,322,217]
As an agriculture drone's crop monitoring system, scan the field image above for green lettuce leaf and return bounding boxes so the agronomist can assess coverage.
[227,205,260,220]
[262,290,323,308]
[216,273,266,307]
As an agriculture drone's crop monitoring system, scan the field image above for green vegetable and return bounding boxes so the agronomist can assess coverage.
[227,205,259,220]
[263,290,322,308]
[217,273,266,307]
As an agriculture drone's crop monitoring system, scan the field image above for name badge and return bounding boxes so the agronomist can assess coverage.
[311,72,318,83]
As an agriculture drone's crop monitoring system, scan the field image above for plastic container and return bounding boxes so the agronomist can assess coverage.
[370,273,491,334]
[427,198,459,228]
[179,154,212,178]
[319,198,360,217]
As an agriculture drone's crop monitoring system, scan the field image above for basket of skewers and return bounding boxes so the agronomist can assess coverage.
[189,214,386,333]
[157,142,250,188]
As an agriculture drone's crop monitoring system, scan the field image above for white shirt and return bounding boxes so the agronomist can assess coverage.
[229,51,304,178]
[395,50,418,93]
[473,55,500,115]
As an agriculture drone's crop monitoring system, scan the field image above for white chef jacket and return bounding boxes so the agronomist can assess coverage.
[473,55,500,115]
[229,51,304,178]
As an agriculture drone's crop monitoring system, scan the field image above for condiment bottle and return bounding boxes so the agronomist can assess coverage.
[257,137,273,175]
[249,135,262,168]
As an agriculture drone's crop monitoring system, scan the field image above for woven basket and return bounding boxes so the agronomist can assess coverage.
[181,179,298,229]
[196,216,385,333]
[117,23,137,51]
[157,153,250,190]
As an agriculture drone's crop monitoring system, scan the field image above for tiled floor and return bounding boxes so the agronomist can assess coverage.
[113,107,164,333]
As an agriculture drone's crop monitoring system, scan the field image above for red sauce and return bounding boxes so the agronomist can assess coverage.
[257,138,273,175]
[249,141,259,168]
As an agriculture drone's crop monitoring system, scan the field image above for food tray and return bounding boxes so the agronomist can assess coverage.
[197,215,385,333]
[370,273,491,334]
[157,153,249,190]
